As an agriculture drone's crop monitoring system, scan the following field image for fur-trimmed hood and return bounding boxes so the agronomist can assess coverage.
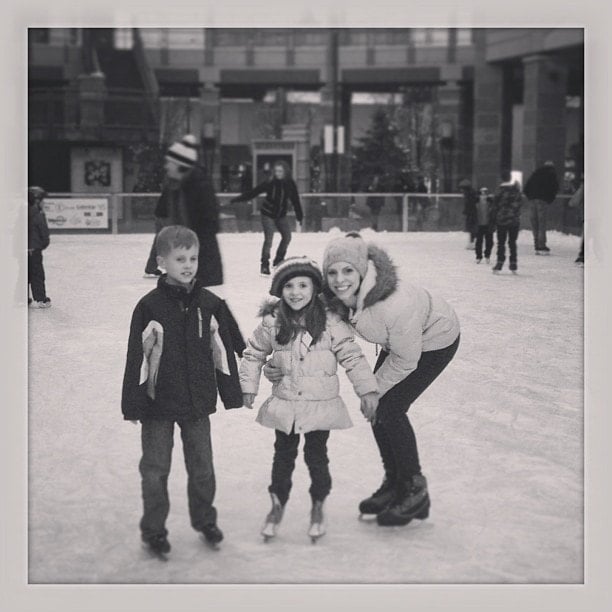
[257,296,281,318]
[323,242,398,319]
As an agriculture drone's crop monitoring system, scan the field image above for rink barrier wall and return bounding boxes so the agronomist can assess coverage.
[44,192,581,236]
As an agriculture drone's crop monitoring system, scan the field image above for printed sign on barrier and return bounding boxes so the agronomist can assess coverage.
[43,198,109,229]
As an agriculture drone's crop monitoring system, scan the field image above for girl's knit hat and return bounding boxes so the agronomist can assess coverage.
[322,232,369,279]
[165,134,199,168]
[269,256,323,298]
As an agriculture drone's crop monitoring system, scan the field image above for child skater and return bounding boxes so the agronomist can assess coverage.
[491,170,524,274]
[474,186,495,264]
[122,225,245,559]
[27,186,51,308]
[239,256,379,543]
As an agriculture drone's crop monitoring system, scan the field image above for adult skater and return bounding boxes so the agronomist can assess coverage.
[144,134,223,286]
[239,257,378,543]
[523,161,559,255]
[264,233,460,527]
[27,186,51,308]
[459,178,478,249]
[230,160,303,276]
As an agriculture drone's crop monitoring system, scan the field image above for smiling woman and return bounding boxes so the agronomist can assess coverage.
[320,232,461,527]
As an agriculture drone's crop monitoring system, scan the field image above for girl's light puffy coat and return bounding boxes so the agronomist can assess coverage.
[239,300,378,435]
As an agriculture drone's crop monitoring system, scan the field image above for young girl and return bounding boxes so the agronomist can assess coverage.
[239,256,379,543]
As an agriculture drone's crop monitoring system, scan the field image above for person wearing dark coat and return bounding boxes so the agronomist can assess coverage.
[230,160,303,276]
[491,172,524,274]
[459,178,478,249]
[123,226,245,555]
[523,161,559,254]
[144,135,224,287]
[27,186,51,308]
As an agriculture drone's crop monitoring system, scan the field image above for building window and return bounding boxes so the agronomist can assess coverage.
[294,29,327,46]
[215,29,250,46]
[114,28,133,49]
[29,28,50,44]
[411,28,449,46]
[456,28,473,46]
[167,28,205,49]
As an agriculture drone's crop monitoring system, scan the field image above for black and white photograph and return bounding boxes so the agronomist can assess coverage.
[4,0,611,608]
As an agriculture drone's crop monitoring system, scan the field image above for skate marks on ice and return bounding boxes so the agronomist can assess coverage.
[27,232,583,583]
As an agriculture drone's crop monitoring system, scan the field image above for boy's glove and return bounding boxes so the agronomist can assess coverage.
[242,393,256,409]
[360,392,379,424]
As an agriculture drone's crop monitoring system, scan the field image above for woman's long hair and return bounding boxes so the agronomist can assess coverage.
[275,292,326,346]
[272,160,293,181]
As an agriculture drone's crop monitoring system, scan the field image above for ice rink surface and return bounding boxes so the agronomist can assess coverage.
[27,229,583,583]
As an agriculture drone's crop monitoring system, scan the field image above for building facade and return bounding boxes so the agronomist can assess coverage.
[28,27,583,197]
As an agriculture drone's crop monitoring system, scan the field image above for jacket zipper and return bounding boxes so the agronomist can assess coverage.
[197,307,203,338]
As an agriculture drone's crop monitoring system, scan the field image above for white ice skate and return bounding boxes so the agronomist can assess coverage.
[261,493,284,543]
[308,500,326,544]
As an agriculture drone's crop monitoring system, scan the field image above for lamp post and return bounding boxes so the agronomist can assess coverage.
[439,120,454,192]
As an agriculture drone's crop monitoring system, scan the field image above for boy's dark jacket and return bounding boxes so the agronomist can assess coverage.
[492,182,523,228]
[121,277,245,421]
[230,178,303,222]
[28,204,50,251]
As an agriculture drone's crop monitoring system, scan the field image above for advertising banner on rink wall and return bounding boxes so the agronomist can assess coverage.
[43,198,109,229]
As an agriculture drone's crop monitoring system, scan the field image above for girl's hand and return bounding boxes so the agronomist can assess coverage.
[262,362,284,383]
[360,392,379,423]
[243,393,256,409]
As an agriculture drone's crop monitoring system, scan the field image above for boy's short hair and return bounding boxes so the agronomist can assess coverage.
[156,225,200,257]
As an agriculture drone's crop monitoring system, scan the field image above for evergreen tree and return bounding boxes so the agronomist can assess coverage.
[351,108,409,192]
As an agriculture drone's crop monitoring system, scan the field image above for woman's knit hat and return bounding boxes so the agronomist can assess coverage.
[269,256,323,298]
[165,134,199,168]
[322,232,369,279]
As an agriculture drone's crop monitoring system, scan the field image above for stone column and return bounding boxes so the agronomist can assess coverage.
[521,54,567,178]
[472,29,504,191]
[77,73,106,129]
[437,78,463,191]
[200,84,221,189]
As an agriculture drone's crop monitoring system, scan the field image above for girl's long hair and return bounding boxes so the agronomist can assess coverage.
[275,293,326,346]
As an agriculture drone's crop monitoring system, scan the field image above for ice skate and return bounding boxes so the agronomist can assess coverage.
[492,262,503,274]
[485,257,490,264]
[260,262,271,276]
[142,534,171,561]
[358,478,396,518]
[200,523,223,550]
[377,474,430,527]
[261,493,284,543]
[308,500,326,544]
[31,298,51,309]
[476,258,482,264]
[510,262,518,275]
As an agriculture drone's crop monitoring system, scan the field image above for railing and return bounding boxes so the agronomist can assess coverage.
[44,192,581,236]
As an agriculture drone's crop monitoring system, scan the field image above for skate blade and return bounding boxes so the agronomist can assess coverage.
[358,513,378,522]
[142,543,169,562]
[200,534,221,551]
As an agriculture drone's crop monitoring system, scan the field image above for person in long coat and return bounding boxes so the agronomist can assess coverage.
[144,135,223,286]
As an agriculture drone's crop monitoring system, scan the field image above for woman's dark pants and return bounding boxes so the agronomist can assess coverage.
[371,335,460,484]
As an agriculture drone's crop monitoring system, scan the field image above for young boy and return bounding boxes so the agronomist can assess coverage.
[474,187,494,264]
[27,186,51,308]
[122,225,245,557]
[491,171,524,274]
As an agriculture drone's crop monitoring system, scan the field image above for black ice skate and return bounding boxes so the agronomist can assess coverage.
[358,478,397,518]
[492,262,503,274]
[261,493,285,542]
[308,500,326,544]
[142,534,171,561]
[509,262,518,275]
[260,262,271,276]
[200,523,224,550]
[376,474,430,527]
